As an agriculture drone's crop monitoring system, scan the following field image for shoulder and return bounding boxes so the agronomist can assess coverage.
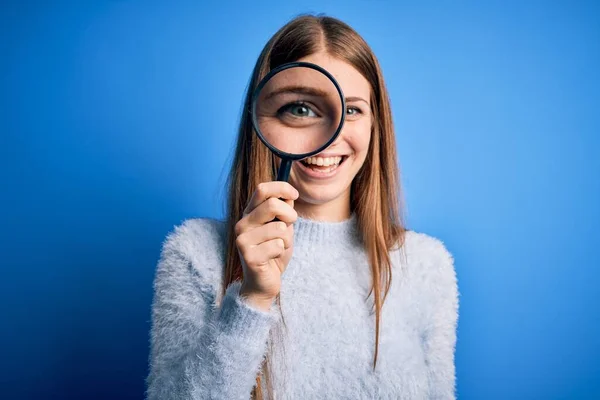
[156,217,228,295]
[161,217,227,261]
[393,230,457,292]
[401,230,454,267]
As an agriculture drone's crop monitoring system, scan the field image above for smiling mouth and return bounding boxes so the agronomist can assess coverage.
[300,155,348,173]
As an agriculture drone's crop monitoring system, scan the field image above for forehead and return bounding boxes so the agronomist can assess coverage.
[297,52,371,101]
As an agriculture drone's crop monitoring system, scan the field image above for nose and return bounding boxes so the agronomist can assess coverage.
[329,121,352,148]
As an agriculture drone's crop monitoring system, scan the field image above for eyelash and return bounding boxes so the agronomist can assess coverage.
[347,106,362,115]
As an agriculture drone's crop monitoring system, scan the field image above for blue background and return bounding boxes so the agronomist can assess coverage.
[2,1,599,399]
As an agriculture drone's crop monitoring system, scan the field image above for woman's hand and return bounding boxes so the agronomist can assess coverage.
[234,182,299,311]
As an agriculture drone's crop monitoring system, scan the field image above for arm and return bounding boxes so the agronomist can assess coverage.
[421,240,459,400]
[146,220,278,400]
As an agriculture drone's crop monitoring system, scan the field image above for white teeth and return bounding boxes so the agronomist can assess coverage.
[304,156,342,167]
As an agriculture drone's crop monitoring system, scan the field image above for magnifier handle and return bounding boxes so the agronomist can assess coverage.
[273,159,293,222]
[276,159,292,182]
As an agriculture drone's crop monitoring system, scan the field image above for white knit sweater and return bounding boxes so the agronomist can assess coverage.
[146,213,459,399]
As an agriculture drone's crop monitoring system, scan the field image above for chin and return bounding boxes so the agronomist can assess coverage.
[295,183,349,205]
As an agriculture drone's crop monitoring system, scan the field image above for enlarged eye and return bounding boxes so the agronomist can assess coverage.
[279,102,318,118]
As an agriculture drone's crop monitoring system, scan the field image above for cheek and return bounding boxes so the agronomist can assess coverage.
[345,120,372,156]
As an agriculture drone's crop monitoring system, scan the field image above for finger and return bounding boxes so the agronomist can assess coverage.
[246,197,297,227]
[283,198,295,208]
[244,238,286,268]
[240,221,293,249]
[234,199,296,237]
[245,182,299,215]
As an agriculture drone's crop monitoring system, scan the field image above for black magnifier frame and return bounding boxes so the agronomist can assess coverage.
[250,61,346,182]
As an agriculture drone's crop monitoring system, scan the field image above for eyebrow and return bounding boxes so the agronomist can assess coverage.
[263,86,370,106]
[345,96,369,105]
[263,85,331,101]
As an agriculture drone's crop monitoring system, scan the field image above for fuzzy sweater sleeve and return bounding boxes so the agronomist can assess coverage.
[420,237,460,400]
[145,219,278,400]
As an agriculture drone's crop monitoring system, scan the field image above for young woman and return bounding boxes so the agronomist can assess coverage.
[146,14,459,400]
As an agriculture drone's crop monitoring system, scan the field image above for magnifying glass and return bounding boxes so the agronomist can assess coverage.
[251,61,346,182]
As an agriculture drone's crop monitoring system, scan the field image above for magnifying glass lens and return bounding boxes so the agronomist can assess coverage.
[254,66,344,156]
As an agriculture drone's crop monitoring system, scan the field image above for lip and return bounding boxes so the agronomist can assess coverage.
[295,155,349,179]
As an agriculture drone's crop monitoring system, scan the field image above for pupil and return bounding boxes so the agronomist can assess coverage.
[294,105,308,116]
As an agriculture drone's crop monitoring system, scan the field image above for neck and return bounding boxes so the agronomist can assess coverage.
[293,211,359,247]
[293,190,351,222]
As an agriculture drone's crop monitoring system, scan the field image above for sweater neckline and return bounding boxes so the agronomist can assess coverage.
[293,212,359,246]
